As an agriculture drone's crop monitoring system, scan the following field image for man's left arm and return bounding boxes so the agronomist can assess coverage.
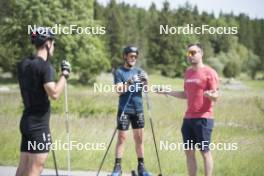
[138,71,148,91]
[204,71,219,102]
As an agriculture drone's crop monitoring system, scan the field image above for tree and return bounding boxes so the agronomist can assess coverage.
[104,0,125,69]
[0,0,110,84]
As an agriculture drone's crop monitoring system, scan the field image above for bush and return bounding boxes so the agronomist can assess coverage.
[206,57,224,76]
[223,61,240,78]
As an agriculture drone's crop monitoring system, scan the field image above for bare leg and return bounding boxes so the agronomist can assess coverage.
[201,151,213,176]
[185,149,197,176]
[115,130,128,158]
[27,153,49,176]
[132,128,144,158]
[16,152,29,176]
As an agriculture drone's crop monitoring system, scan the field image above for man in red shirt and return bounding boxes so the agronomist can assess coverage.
[157,43,219,176]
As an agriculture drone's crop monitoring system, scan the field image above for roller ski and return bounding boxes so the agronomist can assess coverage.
[131,164,152,176]
[110,171,122,176]
[131,170,152,176]
[109,164,122,176]
[131,170,137,176]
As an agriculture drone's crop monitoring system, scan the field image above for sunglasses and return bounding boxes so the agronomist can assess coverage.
[128,53,138,59]
[187,50,198,57]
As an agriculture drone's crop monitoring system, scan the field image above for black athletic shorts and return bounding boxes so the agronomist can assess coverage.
[20,131,52,153]
[117,111,145,130]
[181,118,214,152]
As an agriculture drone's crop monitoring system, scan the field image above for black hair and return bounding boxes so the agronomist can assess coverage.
[35,39,53,49]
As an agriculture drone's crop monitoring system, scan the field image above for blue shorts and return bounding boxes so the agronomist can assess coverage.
[181,118,214,152]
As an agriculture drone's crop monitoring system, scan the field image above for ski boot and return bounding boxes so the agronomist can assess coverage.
[111,164,122,176]
[138,164,152,176]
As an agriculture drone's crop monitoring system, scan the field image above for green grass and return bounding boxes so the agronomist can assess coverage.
[243,79,264,90]
[0,74,264,175]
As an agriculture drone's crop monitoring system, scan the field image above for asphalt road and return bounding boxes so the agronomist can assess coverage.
[0,166,131,176]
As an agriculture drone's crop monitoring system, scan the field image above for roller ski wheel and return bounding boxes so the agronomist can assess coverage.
[131,170,152,176]
[109,170,122,176]
[131,170,137,176]
[138,171,152,176]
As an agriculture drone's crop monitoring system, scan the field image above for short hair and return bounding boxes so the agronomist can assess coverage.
[187,43,203,52]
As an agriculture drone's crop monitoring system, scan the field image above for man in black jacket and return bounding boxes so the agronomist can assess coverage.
[16,27,71,176]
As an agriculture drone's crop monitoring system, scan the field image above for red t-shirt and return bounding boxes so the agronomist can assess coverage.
[184,66,219,119]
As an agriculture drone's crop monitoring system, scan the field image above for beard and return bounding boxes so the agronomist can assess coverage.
[125,60,136,67]
[188,58,198,65]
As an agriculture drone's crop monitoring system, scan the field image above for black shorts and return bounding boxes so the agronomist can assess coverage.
[181,118,214,152]
[20,131,52,153]
[117,111,145,130]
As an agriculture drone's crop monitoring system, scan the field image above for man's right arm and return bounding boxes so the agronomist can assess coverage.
[115,74,144,95]
[115,82,129,96]
[114,69,133,96]
[114,70,127,96]
[167,91,187,99]
[156,90,187,99]
[44,76,67,100]
[43,60,71,100]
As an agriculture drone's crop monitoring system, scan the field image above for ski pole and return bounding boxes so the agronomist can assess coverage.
[51,146,59,176]
[96,91,133,176]
[144,92,163,176]
[64,81,71,176]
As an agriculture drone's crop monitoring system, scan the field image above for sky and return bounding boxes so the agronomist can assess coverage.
[97,0,264,19]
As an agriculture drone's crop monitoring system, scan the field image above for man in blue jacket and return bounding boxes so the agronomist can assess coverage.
[112,46,150,176]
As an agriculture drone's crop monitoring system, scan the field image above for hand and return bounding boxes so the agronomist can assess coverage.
[204,90,215,97]
[61,60,71,79]
[138,72,148,82]
[128,74,141,85]
[154,86,163,93]
[204,90,219,101]
[154,86,169,97]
